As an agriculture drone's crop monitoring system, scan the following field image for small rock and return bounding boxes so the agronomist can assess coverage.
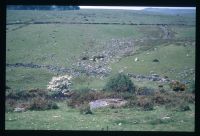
[134,57,139,62]
[14,107,25,112]
[162,116,171,120]
[53,115,60,118]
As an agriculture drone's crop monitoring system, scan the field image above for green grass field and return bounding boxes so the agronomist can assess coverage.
[5,102,195,131]
[6,9,195,131]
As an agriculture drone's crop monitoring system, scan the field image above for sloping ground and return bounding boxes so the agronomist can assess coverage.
[6,10,195,90]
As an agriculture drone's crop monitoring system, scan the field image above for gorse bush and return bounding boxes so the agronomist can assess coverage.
[169,80,186,92]
[104,73,135,93]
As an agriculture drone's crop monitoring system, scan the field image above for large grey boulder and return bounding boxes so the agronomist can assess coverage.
[89,99,127,110]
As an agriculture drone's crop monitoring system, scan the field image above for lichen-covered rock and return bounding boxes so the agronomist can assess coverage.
[47,75,72,93]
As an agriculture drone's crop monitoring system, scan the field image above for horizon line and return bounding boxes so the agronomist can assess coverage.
[80,6,196,10]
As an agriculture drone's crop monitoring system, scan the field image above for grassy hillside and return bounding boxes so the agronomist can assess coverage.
[6,9,195,90]
[6,9,195,131]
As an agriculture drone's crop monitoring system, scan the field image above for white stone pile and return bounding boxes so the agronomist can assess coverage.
[47,75,72,93]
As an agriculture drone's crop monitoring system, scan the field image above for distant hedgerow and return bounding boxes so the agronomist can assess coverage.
[104,73,135,93]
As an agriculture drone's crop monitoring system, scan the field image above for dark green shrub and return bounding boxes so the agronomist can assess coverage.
[28,89,48,97]
[152,92,172,105]
[125,97,137,108]
[6,85,11,89]
[149,118,172,125]
[47,101,59,109]
[183,93,195,103]
[104,73,135,93]
[119,92,135,99]
[178,103,190,111]
[47,91,65,99]
[136,87,155,95]
[29,97,59,111]
[136,96,154,111]
[6,89,25,100]
[5,99,16,112]
[165,100,190,112]
[79,103,92,114]
[6,89,49,100]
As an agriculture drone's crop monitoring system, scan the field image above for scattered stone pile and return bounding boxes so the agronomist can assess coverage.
[47,75,72,93]
[103,38,135,59]
[75,38,135,77]
[127,73,170,83]
[6,63,82,77]
[177,68,195,84]
[77,61,112,77]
